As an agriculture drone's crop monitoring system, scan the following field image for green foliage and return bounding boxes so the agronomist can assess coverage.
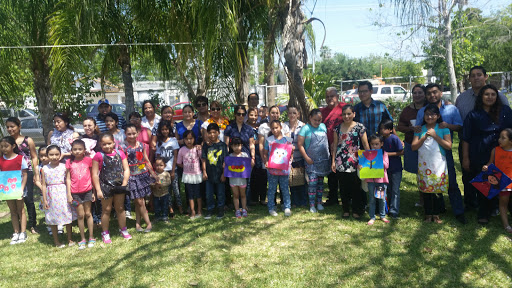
[303,69,336,108]
[52,78,95,124]
[383,98,411,121]
[478,4,512,72]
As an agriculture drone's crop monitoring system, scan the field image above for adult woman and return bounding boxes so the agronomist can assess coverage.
[151,105,174,152]
[224,105,255,158]
[141,100,161,132]
[5,117,38,234]
[462,84,512,225]
[47,112,78,159]
[201,101,229,144]
[285,106,307,207]
[247,108,266,205]
[104,112,125,149]
[397,84,426,206]
[129,111,152,147]
[176,104,203,146]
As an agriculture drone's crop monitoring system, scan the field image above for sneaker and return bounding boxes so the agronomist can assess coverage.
[88,238,96,248]
[216,211,224,220]
[242,209,248,218]
[78,240,86,250]
[235,210,242,219]
[9,233,19,245]
[119,228,132,240]
[204,213,213,220]
[269,210,278,217]
[414,202,423,207]
[309,206,317,213]
[284,208,292,217]
[101,231,112,244]
[17,232,27,244]
[125,211,133,219]
[317,204,324,211]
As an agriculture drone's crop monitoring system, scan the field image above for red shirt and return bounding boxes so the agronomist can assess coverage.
[321,102,346,146]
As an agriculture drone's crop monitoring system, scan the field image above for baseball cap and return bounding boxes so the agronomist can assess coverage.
[98,99,110,106]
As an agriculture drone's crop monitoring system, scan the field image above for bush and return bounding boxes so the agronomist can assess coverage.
[383,98,411,121]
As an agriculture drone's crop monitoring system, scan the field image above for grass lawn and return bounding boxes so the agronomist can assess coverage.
[1,140,512,287]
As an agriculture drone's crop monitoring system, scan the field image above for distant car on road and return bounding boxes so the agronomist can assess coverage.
[371,85,409,102]
[172,102,190,121]
[86,103,126,118]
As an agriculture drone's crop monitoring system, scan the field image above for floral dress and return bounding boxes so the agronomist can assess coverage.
[334,122,366,173]
[121,142,154,199]
[416,124,449,193]
[43,163,73,225]
[50,128,74,155]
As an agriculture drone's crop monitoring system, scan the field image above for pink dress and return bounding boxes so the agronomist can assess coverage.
[43,163,73,225]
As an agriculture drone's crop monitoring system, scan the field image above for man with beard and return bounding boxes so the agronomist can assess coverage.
[96,99,127,132]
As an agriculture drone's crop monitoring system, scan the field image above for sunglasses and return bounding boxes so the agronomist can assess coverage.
[236,112,247,117]
[197,102,208,107]
[211,107,221,111]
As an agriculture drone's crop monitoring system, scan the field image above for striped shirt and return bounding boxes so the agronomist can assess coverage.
[353,99,393,136]
[96,114,127,133]
[455,88,510,122]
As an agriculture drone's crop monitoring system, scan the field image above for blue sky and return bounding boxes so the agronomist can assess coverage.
[309,0,510,59]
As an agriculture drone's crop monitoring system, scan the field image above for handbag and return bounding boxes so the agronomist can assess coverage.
[289,166,306,187]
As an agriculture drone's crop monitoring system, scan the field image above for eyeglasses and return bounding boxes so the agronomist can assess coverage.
[236,113,247,117]
[211,107,221,111]
[197,102,208,107]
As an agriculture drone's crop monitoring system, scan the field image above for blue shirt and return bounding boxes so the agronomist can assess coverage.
[175,120,203,145]
[96,114,127,133]
[414,124,451,157]
[383,134,403,173]
[415,101,462,138]
[224,122,254,156]
[354,99,393,136]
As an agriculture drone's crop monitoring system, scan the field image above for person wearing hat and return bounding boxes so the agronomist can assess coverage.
[96,99,127,133]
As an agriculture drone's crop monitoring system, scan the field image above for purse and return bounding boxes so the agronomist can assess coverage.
[289,166,306,187]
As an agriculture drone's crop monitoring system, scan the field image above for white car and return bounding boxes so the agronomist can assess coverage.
[371,85,409,102]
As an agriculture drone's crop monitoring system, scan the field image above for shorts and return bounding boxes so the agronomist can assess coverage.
[72,190,93,204]
[500,190,511,197]
[230,184,247,188]
[185,183,201,200]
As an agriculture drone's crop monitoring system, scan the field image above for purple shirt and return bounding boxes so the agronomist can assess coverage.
[383,134,403,173]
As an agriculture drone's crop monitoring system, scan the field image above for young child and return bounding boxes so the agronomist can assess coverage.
[151,157,171,222]
[81,117,102,226]
[202,123,228,219]
[379,119,404,219]
[156,120,183,216]
[259,106,269,124]
[65,140,95,249]
[360,135,390,225]
[92,133,132,244]
[228,137,253,218]
[41,145,74,247]
[297,109,331,213]
[483,128,512,233]
[263,120,293,217]
[0,137,29,245]
[178,130,204,219]
[122,124,157,232]
[412,104,451,224]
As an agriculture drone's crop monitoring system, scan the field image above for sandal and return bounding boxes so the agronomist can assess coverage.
[432,215,443,224]
[381,218,390,224]
[342,213,350,219]
[505,226,512,233]
[424,215,432,223]
[352,213,361,219]
[30,227,39,234]
[367,219,375,225]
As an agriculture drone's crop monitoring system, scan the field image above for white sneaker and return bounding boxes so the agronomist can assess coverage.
[17,232,27,244]
[309,206,317,213]
[317,204,324,211]
[269,210,278,217]
[125,211,133,219]
[10,233,19,245]
[284,208,292,217]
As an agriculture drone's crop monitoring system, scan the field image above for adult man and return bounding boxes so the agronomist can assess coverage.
[321,87,346,206]
[96,99,127,132]
[246,92,262,123]
[456,66,510,210]
[416,83,466,224]
[353,81,393,136]
[195,96,209,122]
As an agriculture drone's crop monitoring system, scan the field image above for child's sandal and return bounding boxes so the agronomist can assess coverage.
[424,215,432,223]
[381,218,390,224]
[432,215,443,224]
[367,219,375,225]
[505,226,512,233]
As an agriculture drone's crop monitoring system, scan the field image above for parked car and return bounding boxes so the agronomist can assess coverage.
[371,85,408,101]
[19,118,46,146]
[0,108,39,120]
[171,102,190,121]
[86,103,126,118]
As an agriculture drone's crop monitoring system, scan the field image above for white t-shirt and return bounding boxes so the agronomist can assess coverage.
[156,137,180,171]
[142,114,161,131]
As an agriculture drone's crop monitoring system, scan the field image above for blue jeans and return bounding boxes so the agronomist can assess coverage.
[443,150,465,216]
[290,184,308,207]
[368,182,387,219]
[153,194,170,219]
[205,181,225,212]
[267,173,291,211]
[388,170,402,216]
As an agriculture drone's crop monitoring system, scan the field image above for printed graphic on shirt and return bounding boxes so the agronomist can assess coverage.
[208,149,223,165]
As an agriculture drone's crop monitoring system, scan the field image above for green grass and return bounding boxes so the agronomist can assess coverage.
[1,140,512,287]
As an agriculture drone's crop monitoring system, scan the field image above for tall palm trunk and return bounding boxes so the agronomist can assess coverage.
[118,45,134,116]
[31,50,55,140]
[264,11,276,106]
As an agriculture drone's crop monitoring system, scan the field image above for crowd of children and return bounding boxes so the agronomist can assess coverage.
[4,87,512,248]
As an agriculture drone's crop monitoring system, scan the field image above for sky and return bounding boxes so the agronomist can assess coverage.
[308,0,511,60]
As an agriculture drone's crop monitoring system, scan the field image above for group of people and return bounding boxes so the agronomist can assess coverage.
[4,65,512,249]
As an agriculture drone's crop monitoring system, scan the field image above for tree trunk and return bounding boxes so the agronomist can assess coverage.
[264,11,276,107]
[236,61,250,104]
[282,0,309,121]
[30,50,55,141]
[442,1,458,102]
[118,45,134,116]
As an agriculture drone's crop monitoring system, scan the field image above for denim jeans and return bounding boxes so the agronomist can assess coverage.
[24,170,37,229]
[368,182,387,219]
[387,170,402,216]
[290,184,308,207]
[444,150,465,216]
[124,195,131,212]
[205,181,225,212]
[307,172,324,207]
[153,194,170,219]
[267,173,291,211]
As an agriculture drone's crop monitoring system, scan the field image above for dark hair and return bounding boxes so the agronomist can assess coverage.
[475,84,502,123]
[160,105,173,118]
[182,130,196,145]
[5,117,21,128]
[501,128,512,141]
[125,123,138,132]
[154,156,165,164]
[247,92,259,103]
[425,83,442,93]
[368,134,383,144]
[233,105,247,121]
[470,65,487,76]
[182,104,194,114]
[287,105,298,111]
[268,120,282,137]
[100,132,115,143]
[69,139,86,162]
[268,105,280,114]
[104,112,119,124]
[483,173,500,189]
[309,108,322,118]
[260,106,268,110]
[1,136,20,154]
[358,81,373,91]
[195,96,208,106]
[412,84,426,94]
[379,119,394,132]
[230,136,243,147]
[46,144,61,155]
[84,117,100,135]
[342,104,354,112]
[128,111,142,120]
[210,101,221,108]
[38,146,47,155]
[206,123,220,132]
[421,104,443,126]
[142,100,156,112]
[157,120,174,145]
[248,107,258,115]
[54,112,74,130]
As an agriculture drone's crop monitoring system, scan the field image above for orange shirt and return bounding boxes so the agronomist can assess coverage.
[495,146,512,189]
